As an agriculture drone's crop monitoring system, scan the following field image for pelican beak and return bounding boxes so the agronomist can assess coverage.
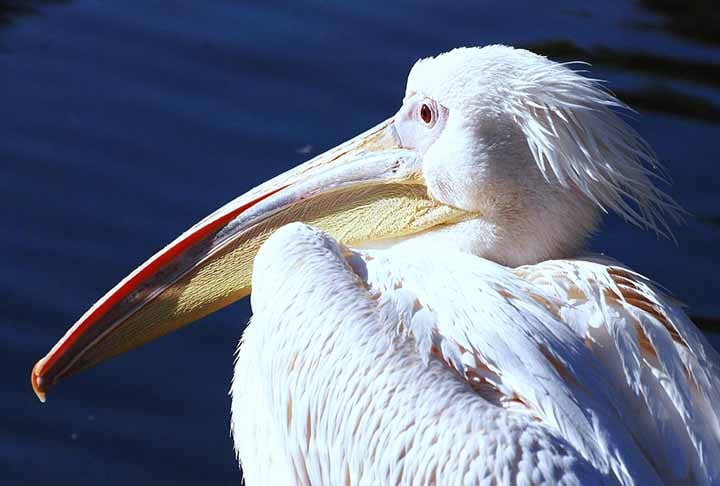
[32,117,468,401]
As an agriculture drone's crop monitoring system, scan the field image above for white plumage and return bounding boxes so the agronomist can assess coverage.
[32,45,720,485]
[232,224,720,485]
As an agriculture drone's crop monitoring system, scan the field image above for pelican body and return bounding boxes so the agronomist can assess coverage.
[32,46,720,485]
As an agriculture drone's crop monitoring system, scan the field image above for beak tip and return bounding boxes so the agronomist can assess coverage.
[32,359,48,403]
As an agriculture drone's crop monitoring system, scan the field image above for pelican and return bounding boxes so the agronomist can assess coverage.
[32,45,720,484]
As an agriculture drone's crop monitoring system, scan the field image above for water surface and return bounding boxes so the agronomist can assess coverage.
[3,1,719,484]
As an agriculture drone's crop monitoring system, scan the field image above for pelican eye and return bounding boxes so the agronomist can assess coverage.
[420,103,433,125]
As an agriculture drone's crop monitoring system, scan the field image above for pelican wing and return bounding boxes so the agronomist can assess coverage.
[238,223,719,485]
[363,246,720,484]
[516,258,720,482]
[238,223,606,485]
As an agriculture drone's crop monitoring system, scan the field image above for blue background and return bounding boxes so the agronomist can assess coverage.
[2,1,719,484]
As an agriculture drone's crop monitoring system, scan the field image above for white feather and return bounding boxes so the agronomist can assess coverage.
[231,224,720,485]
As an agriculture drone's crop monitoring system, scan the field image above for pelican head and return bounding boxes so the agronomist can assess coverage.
[32,45,679,400]
[390,45,680,264]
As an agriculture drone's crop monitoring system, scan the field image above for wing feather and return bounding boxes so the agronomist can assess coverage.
[239,223,606,485]
[522,258,720,483]
[240,223,719,485]
[364,248,720,484]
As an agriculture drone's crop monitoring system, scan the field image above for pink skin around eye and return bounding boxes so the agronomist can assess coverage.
[394,95,449,154]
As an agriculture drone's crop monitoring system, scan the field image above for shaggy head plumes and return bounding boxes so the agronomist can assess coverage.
[403,46,682,262]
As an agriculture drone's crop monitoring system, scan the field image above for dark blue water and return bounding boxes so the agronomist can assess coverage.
[2,1,719,484]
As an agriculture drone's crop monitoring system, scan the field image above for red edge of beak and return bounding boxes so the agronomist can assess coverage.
[32,185,288,401]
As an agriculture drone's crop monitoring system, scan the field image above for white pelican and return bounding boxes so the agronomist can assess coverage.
[32,45,720,485]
